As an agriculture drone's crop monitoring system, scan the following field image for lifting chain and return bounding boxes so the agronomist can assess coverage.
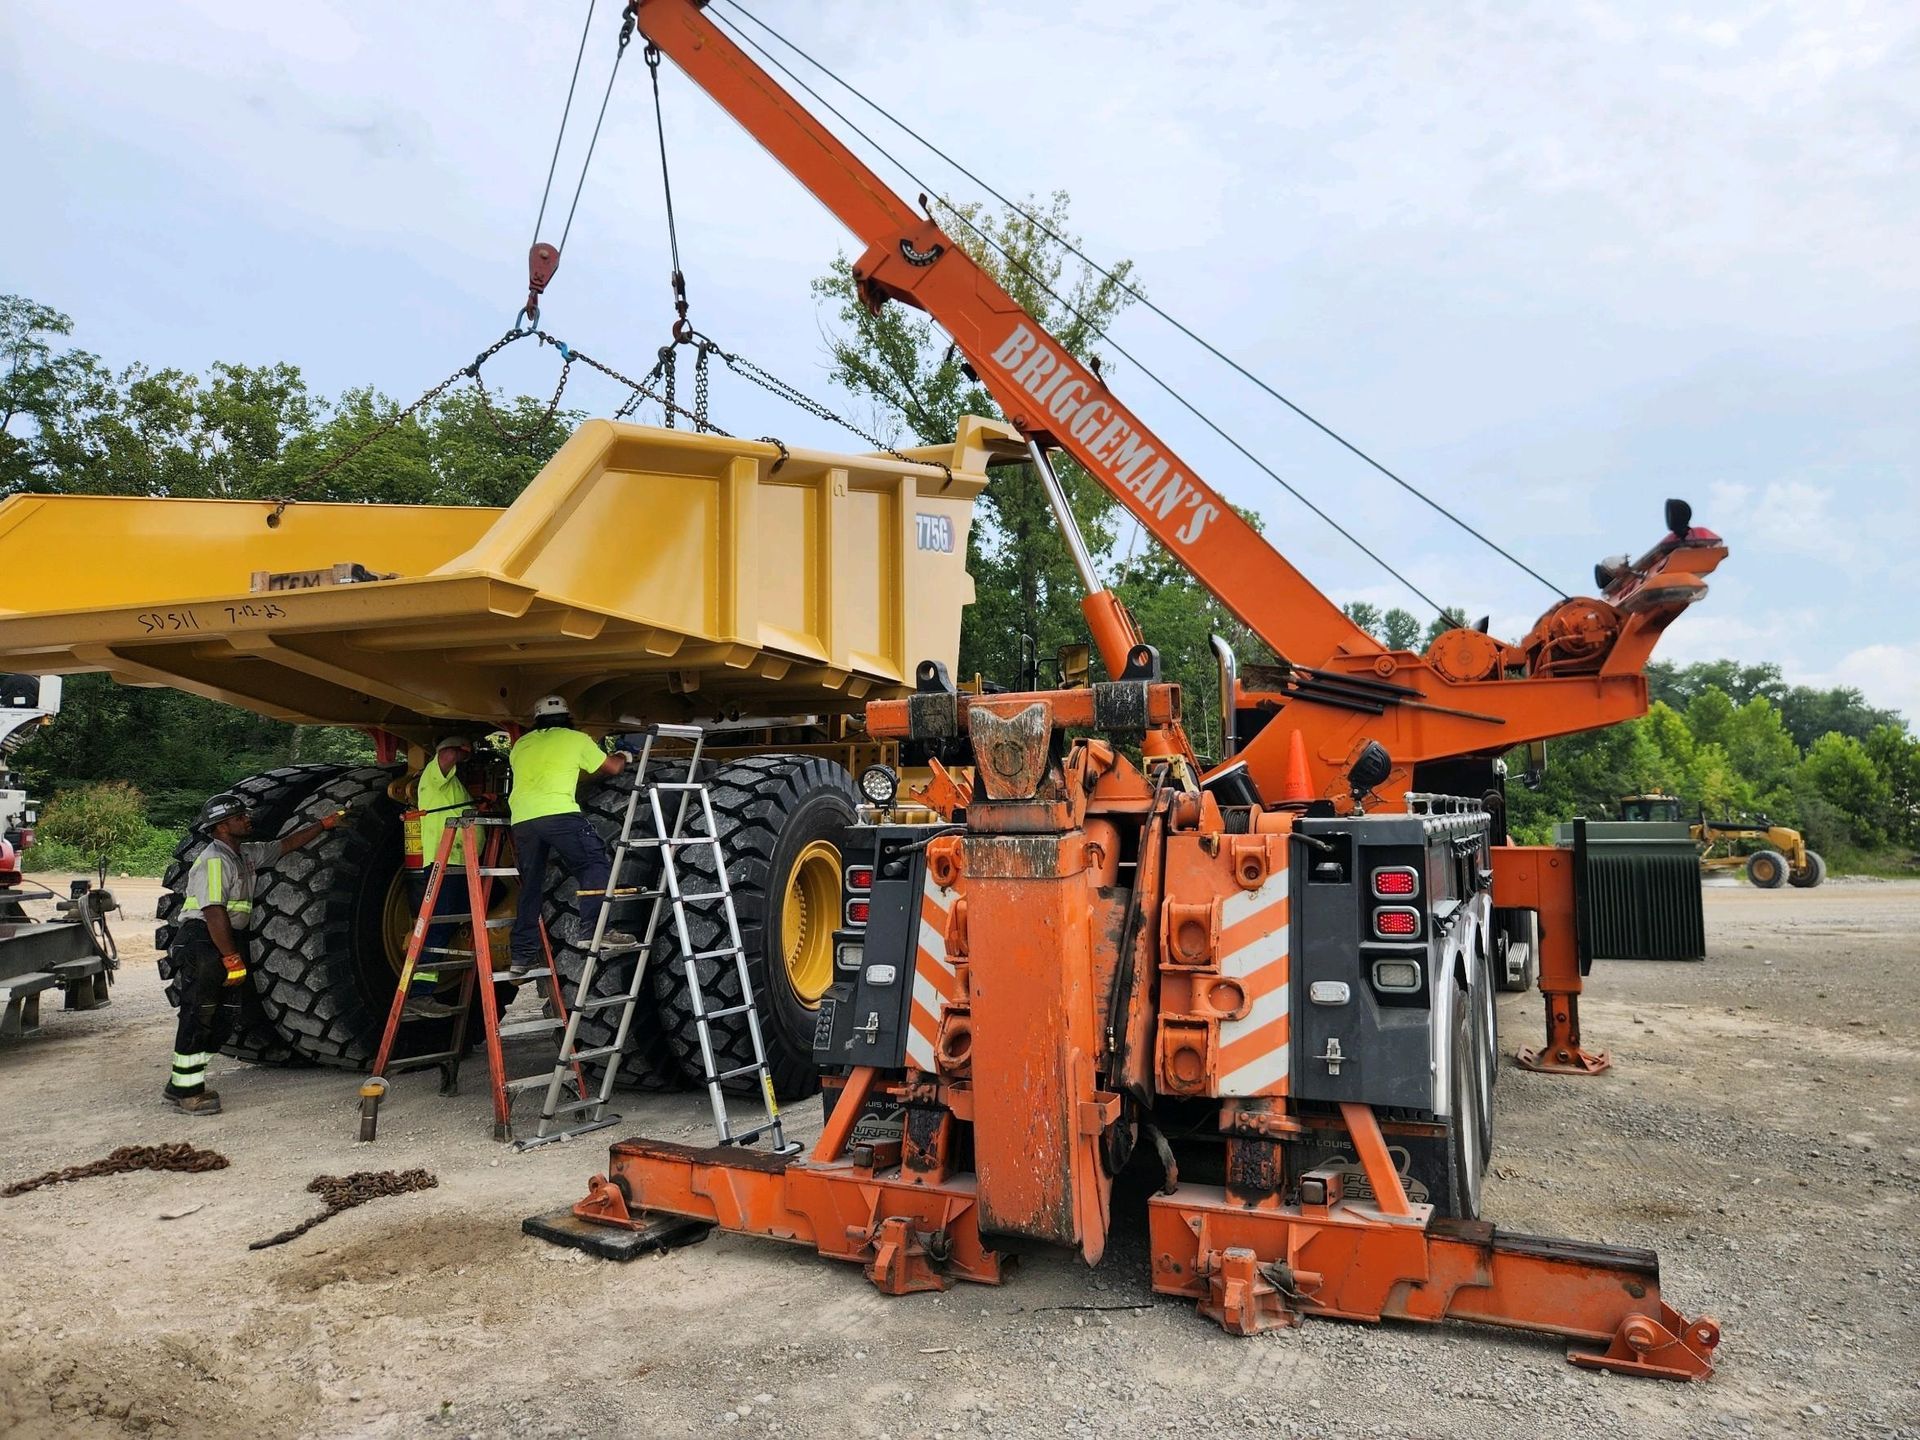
[3,1142,229,1197]
[249,1167,439,1251]
[269,329,541,521]
[705,336,951,486]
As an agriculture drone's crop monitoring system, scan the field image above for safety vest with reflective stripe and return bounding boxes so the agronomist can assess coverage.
[181,837,278,932]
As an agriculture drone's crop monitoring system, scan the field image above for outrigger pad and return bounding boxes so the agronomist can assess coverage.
[521,1206,712,1261]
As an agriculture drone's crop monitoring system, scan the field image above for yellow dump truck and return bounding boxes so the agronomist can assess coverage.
[0,416,1020,1092]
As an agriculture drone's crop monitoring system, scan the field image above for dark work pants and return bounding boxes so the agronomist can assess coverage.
[405,868,466,988]
[167,926,236,1096]
[511,813,611,965]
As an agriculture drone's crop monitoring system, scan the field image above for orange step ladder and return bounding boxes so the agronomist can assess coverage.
[357,812,586,1142]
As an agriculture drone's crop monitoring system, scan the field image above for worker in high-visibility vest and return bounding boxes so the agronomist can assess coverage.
[404,735,475,1020]
[507,695,636,975]
[165,792,342,1115]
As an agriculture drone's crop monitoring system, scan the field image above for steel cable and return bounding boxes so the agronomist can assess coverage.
[706,6,1444,615]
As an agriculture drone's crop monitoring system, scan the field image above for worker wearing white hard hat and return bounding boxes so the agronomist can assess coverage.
[506,696,635,974]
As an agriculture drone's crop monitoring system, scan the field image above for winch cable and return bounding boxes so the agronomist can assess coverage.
[643,42,696,342]
[706,5,1449,619]
[719,0,1567,602]
[520,1,637,326]
[528,0,598,252]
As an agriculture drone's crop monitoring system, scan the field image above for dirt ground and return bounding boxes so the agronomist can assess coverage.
[3,876,1916,1439]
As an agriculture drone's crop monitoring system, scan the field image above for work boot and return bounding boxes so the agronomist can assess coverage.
[596,929,641,952]
[506,955,540,979]
[163,1088,223,1116]
[401,995,459,1021]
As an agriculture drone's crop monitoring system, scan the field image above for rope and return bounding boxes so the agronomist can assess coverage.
[248,1168,439,1251]
[3,1143,229,1197]
[706,6,1436,612]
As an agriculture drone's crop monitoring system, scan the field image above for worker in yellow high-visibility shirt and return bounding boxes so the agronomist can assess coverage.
[508,695,635,976]
[404,736,474,1020]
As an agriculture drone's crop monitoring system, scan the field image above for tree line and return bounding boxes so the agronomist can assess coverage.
[5,193,1913,870]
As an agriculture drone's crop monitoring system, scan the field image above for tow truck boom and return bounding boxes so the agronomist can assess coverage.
[632,0,1727,804]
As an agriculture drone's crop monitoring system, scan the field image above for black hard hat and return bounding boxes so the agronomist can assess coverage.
[197,792,251,832]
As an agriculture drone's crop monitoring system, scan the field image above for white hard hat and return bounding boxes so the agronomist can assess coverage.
[533,695,571,720]
[434,735,472,755]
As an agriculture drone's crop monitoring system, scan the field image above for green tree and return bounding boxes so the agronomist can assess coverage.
[1380,607,1423,652]
[1342,601,1383,640]
[813,192,1138,692]
[1863,724,1920,847]
[1797,732,1891,850]
[0,295,112,496]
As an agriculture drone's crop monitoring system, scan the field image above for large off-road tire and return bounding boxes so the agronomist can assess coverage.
[650,755,857,1100]
[155,763,346,1065]
[1746,849,1789,889]
[1789,851,1827,889]
[247,766,430,1068]
[541,762,683,1091]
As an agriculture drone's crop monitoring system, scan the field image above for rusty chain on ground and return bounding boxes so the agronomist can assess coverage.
[248,1168,439,1251]
[2,1142,230,1197]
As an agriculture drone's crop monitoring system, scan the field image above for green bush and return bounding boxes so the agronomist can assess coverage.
[35,781,149,865]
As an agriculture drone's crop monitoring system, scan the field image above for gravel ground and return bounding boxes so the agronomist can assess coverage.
[2,876,1916,1438]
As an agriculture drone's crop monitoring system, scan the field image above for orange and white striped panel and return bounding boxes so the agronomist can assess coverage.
[1214,869,1292,1097]
[905,874,961,1074]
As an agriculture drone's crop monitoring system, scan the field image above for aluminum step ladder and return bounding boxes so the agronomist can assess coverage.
[359,813,586,1143]
[512,725,699,1150]
[520,723,798,1153]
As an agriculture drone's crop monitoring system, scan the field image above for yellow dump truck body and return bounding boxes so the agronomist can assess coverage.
[0,417,1018,741]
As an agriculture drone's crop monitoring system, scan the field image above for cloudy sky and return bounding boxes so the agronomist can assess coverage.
[6,1,1915,719]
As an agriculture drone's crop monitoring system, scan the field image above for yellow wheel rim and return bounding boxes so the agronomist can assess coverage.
[782,839,842,1008]
[381,872,416,975]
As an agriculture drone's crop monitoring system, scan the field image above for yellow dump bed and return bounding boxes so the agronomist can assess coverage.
[0,417,1019,741]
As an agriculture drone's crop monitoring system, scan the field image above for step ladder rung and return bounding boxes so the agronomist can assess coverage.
[686,945,744,963]
[497,1017,563,1039]
[422,914,515,928]
[504,1073,571,1093]
[674,890,727,905]
[722,1121,778,1145]
[565,1043,621,1062]
[714,1060,769,1083]
[572,992,646,1013]
[385,1049,461,1071]
[471,866,521,878]
[701,1000,755,1021]
[585,939,645,957]
[544,1096,614,1117]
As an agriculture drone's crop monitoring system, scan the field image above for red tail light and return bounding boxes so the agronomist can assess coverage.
[1372,867,1417,898]
[846,866,875,890]
[1373,907,1420,938]
[846,899,871,926]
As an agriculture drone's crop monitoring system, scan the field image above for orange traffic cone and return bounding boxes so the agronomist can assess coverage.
[1279,729,1313,806]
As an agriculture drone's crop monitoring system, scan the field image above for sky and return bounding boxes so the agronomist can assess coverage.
[4,0,1916,721]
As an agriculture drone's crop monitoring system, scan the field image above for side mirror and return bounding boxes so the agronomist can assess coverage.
[1665,498,1693,537]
